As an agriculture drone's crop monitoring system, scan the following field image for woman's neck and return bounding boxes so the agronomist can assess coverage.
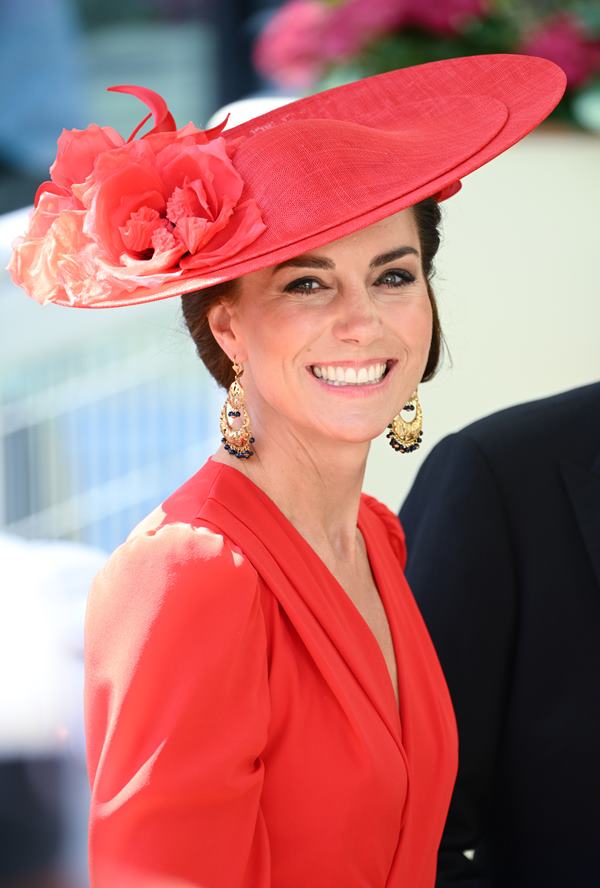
[211,428,369,564]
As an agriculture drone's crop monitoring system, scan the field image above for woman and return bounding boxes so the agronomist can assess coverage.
[9,55,565,887]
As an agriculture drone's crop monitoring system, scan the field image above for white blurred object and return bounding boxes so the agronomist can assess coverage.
[0,533,107,758]
[206,95,296,130]
[0,205,30,265]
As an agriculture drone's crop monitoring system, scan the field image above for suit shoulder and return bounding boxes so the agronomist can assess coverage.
[455,382,600,459]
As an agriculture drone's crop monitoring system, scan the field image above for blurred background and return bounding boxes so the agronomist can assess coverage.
[1,0,599,884]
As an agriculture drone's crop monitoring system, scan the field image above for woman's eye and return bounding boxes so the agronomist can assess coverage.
[377,269,416,287]
[284,277,323,294]
[283,269,415,294]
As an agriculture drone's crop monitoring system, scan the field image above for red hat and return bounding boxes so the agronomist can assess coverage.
[8,54,565,309]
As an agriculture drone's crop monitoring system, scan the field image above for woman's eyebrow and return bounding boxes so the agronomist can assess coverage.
[272,245,420,274]
[369,246,420,267]
[274,255,334,272]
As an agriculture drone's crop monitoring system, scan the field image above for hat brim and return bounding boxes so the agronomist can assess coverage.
[62,53,566,309]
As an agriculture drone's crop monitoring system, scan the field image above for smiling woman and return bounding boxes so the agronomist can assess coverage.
[9,55,567,888]
[185,206,436,461]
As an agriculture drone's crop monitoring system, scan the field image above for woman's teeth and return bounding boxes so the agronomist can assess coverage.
[311,363,388,386]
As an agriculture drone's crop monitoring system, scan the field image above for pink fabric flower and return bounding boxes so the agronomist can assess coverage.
[50,124,124,190]
[405,0,487,35]
[521,13,600,88]
[253,0,331,87]
[8,86,266,306]
[8,190,88,305]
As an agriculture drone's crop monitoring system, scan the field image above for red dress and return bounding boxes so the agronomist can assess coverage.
[85,457,457,887]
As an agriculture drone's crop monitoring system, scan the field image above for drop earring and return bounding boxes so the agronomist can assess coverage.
[220,361,255,459]
[386,391,423,453]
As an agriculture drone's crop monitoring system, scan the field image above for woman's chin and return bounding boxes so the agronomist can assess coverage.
[311,420,390,447]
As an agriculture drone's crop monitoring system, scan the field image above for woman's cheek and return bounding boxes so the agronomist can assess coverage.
[399,299,432,370]
[391,295,431,341]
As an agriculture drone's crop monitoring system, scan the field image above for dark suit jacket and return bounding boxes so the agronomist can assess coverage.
[399,382,600,888]
[0,757,63,884]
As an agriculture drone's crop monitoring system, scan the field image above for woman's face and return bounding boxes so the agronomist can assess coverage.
[210,208,433,448]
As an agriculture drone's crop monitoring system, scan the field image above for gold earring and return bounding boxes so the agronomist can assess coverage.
[220,362,255,459]
[386,391,423,454]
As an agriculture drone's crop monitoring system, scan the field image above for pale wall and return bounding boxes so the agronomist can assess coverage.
[365,130,600,511]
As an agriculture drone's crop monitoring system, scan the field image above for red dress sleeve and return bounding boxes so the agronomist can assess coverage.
[361,493,407,569]
[84,521,271,888]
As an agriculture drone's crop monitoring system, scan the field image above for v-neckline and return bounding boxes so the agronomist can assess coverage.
[206,457,402,719]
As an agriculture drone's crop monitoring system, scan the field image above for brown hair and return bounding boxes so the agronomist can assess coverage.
[181,197,444,389]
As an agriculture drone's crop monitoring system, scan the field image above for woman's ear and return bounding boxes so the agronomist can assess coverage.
[207,299,247,363]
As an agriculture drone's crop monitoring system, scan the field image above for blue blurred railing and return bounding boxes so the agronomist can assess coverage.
[1,209,220,554]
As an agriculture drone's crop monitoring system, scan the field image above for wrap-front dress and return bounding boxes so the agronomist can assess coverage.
[85,457,457,887]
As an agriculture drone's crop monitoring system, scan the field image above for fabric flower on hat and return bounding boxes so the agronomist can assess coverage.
[8,86,266,307]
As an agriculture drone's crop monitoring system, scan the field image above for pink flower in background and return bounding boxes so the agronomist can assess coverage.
[8,86,266,306]
[254,0,489,81]
[253,0,331,87]
[521,13,600,88]
[405,0,487,35]
[322,0,408,61]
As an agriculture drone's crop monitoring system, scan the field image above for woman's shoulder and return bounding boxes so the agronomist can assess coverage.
[87,507,261,650]
[84,509,271,829]
[96,458,254,591]
[116,512,255,577]
[360,492,407,568]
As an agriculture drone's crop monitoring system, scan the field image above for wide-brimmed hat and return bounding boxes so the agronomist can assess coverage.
[8,54,565,309]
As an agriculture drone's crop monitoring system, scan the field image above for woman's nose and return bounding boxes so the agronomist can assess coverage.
[332,284,381,344]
